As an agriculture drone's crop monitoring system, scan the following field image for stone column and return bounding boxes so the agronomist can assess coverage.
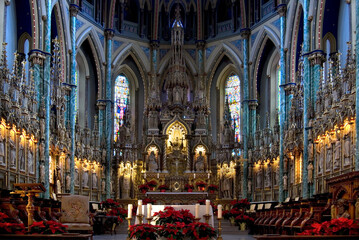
[277,3,287,203]
[240,28,251,199]
[302,0,310,199]
[69,3,79,195]
[97,101,106,144]
[43,0,52,199]
[356,0,359,170]
[28,50,45,111]
[104,29,114,199]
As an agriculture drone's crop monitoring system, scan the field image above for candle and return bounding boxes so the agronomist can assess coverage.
[218,204,222,219]
[205,200,210,215]
[195,203,199,218]
[138,200,143,215]
[194,173,196,179]
[128,204,133,218]
[157,173,159,178]
[147,204,152,218]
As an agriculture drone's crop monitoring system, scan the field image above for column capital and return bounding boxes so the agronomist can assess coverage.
[28,49,46,66]
[5,0,10,6]
[69,4,80,17]
[150,40,160,50]
[248,100,258,110]
[284,82,296,95]
[104,29,115,40]
[308,50,326,66]
[97,100,107,110]
[240,28,251,39]
[276,4,287,17]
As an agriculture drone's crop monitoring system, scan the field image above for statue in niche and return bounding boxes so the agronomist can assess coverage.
[83,170,89,187]
[256,166,262,188]
[308,142,314,162]
[9,138,16,168]
[148,111,158,129]
[92,172,97,189]
[123,168,131,199]
[0,134,5,165]
[283,174,288,190]
[40,163,45,183]
[74,168,79,186]
[222,167,232,198]
[147,151,158,172]
[39,141,45,161]
[19,144,25,170]
[247,179,252,193]
[56,167,62,194]
[265,165,272,188]
[28,149,33,173]
[101,179,106,192]
[343,134,351,166]
[326,144,333,172]
[334,138,341,170]
[195,151,205,172]
[307,162,314,183]
[290,164,294,184]
[173,86,183,104]
[66,174,71,191]
[336,199,350,219]
[222,122,232,145]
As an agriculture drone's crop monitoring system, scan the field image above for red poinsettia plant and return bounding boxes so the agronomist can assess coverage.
[196,181,207,188]
[184,184,194,191]
[143,198,157,205]
[298,217,359,235]
[101,198,120,209]
[128,223,159,239]
[185,222,217,240]
[0,222,25,234]
[106,207,127,224]
[235,214,254,224]
[154,207,189,225]
[139,184,150,193]
[158,184,170,191]
[158,221,187,239]
[207,184,218,192]
[147,180,158,189]
[29,220,68,234]
[231,198,251,209]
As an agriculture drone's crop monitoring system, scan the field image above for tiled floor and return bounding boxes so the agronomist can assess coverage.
[93,233,256,240]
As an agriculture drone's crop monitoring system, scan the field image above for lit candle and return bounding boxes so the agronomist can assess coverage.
[195,203,199,219]
[194,173,196,179]
[147,204,152,218]
[157,173,159,178]
[218,204,222,219]
[128,204,133,218]
[205,200,210,215]
[138,200,143,215]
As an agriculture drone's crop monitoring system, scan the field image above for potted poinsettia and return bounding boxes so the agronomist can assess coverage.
[196,181,207,191]
[184,184,194,192]
[142,198,156,205]
[207,184,218,194]
[299,217,359,235]
[158,222,186,239]
[29,220,69,234]
[185,222,217,239]
[147,180,158,191]
[157,184,169,192]
[235,214,254,231]
[128,223,159,239]
[138,184,150,193]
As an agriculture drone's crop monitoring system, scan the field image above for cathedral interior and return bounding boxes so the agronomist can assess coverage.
[0,0,359,226]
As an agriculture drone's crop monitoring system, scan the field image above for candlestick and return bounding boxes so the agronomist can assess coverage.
[136,214,144,224]
[147,204,152,218]
[195,203,199,219]
[205,200,210,215]
[128,204,133,219]
[146,217,153,224]
[126,217,132,240]
[218,204,222,219]
[203,214,211,225]
[217,218,223,240]
[138,200,143,215]
[194,217,201,222]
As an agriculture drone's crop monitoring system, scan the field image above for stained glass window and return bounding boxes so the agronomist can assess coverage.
[225,75,241,142]
[114,75,129,141]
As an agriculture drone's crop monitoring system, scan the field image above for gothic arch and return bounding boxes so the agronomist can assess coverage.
[17,32,32,53]
[250,26,280,63]
[163,117,190,136]
[158,49,198,76]
[206,44,243,74]
[322,32,337,54]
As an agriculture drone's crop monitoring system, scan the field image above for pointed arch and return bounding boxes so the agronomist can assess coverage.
[18,32,32,53]
[250,26,280,63]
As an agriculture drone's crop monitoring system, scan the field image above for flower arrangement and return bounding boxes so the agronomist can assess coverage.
[153,207,191,225]
[179,209,195,224]
[185,222,217,239]
[196,181,207,188]
[157,184,169,192]
[235,214,254,224]
[147,180,158,190]
[128,223,159,239]
[184,184,194,192]
[0,222,25,234]
[158,222,186,239]
[298,217,359,235]
[143,198,157,205]
[207,184,218,193]
[101,198,120,209]
[231,198,250,209]
[29,220,68,234]
[106,207,127,224]
[139,184,150,193]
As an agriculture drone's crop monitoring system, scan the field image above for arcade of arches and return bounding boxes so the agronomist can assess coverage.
[1,0,359,238]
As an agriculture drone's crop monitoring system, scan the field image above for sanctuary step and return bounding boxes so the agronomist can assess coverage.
[214,219,244,235]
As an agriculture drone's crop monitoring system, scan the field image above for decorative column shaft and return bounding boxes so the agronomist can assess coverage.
[69,4,79,194]
[277,3,287,203]
[356,0,359,170]
[43,0,52,199]
[241,28,250,199]
[28,50,45,111]
[105,29,114,199]
[302,0,310,199]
